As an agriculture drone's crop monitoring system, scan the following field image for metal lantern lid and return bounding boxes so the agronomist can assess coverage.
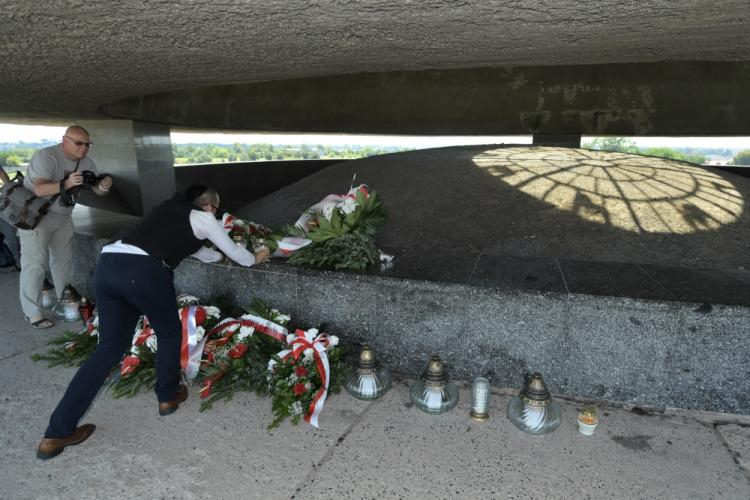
[356,343,378,373]
[59,283,81,304]
[421,355,448,387]
[519,372,551,407]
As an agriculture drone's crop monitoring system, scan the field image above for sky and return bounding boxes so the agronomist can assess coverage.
[2,123,750,150]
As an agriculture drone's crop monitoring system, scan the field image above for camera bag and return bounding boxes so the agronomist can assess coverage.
[0,172,61,230]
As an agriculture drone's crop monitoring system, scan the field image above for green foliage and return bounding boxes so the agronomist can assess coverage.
[30,329,98,367]
[171,143,412,164]
[641,147,706,164]
[288,231,380,270]
[583,137,639,154]
[108,348,157,399]
[267,345,348,430]
[287,190,388,271]
[732,149,750,165]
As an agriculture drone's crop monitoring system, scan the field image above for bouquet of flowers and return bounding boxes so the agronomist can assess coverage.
[197,299,291,410]
[221,213,278,253]
[266,328,347,429]
[30,316,100,367]
[283,184,389,270]
[109,298,222,398]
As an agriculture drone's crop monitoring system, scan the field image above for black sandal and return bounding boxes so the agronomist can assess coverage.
[26,317,54,329]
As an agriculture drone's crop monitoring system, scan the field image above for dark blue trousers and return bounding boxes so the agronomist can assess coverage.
[45,253,182,438]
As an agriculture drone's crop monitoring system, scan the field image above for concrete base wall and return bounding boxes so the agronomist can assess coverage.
[71,234,750,415]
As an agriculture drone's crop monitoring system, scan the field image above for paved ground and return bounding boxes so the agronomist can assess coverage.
[2,269,749,499]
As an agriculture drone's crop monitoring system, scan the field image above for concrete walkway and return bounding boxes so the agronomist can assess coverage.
[1,269,749,499]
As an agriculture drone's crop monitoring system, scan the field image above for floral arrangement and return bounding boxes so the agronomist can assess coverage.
[196,299,291,410]
[284,184,389,271]
[266,328,347,429]
[33,293,351,429]
[221,213,278,253]
[30,316,99,367]
[109,298,222,398]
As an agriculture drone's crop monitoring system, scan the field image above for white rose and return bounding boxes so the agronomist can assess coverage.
[327,335,339,347]
[267,358,277,372]
[205,306,221,318]
[146,335,158,352]
[195,326,206,341]
[237,325,254,340]
[303,348,314,361]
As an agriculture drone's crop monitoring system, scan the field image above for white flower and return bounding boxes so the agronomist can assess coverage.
[321,205,335,220]
[237,325,254,340]
[289,401,304,416]
[327,335,339,347]
[146,335,158,352]
[276,314,290,324]
[337,197,357,214]
[287,373,299,384]
[130,345,139,355]
[205,306,221,318]
[195,326,205,342]
[267,358,277,372]
[303,348,314,362]
[304,382,313,391]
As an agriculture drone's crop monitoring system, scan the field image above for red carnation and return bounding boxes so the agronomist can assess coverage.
[294,365,308,377]
[228,342,248,359]
[120,355,140,376]
[293,383,307,396]
[194,306,207,325]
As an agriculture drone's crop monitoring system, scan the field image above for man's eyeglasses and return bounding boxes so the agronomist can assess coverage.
[65,135,93,148]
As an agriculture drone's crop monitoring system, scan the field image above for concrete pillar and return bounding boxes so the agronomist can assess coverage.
[533,134,581,147]
[78,119,175,215]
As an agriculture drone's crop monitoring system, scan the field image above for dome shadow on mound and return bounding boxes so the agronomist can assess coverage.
[236,145,750,302]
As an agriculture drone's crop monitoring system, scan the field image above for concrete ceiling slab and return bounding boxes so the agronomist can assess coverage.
[1,1,749,125]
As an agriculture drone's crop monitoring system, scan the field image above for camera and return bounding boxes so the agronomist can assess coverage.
[80,170,107,187]
[59,171,109,207]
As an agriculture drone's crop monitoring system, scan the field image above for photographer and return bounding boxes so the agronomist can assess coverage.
[18,125,112,329]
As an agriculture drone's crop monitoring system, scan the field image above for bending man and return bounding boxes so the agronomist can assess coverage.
[36,185,270,460]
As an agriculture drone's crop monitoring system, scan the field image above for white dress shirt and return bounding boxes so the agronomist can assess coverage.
[102,209,255,267]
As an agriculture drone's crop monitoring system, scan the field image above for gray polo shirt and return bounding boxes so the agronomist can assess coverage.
[24,144,97,216]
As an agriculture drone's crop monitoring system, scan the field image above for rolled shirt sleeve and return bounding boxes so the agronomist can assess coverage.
[189,210,256,267]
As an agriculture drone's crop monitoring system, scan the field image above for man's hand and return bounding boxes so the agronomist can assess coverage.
[254,247,271,264]
[63,172,83,190]
[94,175,113,195]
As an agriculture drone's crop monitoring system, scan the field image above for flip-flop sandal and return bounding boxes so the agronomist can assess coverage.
[26,317,54,329]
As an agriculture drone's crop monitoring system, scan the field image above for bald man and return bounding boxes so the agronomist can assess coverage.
[19,125,113,328]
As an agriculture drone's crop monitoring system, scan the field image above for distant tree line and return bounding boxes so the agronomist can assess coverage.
[2,140,750,167]
[172,143,411,164]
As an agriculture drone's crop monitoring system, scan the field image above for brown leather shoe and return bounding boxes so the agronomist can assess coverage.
[36,424,96,460]
[158,384,188,416]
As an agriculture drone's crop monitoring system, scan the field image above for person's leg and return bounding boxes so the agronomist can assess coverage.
[44,254,141,438]
[129,261,182,403]
[18,221,53,321]
[47,214,74,297]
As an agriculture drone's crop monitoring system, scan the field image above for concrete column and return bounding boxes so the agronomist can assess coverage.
[533,134,582,147]
[78,119,175,215]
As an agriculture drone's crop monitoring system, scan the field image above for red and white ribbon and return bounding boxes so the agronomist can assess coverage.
[180,306,209,380]
[277,329,332,428]
[222,213,236,231]
[207,315,288,343]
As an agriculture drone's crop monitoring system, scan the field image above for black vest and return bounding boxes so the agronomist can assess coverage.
[114,193,204,269]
